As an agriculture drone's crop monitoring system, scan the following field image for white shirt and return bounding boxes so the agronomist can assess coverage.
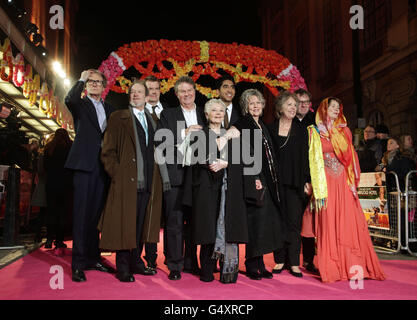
[131,107,148,128]
[223,103,233,127]
[180,104,198,140]
[145,101,163,119]
[181,104,198,127]
[87,95,107,132]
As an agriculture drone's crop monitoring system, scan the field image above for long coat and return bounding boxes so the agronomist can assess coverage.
[98,108,161,251]
[183,127,249,245]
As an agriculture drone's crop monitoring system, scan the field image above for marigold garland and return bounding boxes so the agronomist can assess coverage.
[98,40,307,99]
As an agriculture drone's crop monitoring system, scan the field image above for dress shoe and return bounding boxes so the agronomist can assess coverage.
[72,269,86,282]
[305,263,319,274]
[272,264,285,274]
[200,275,214,283]
[55,241,67,249]
[290,269,303,278]
[168,271,181,281]
[132,266,156,276]
[246,271,262,280]
[183,267,200,275]
[44,240,53,249]
[85,262,115,273]
[260,270,273,279]
[116,272,135,282]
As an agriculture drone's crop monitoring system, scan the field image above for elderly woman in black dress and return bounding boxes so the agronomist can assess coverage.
[267,91,311,277]
[233,89,284,280]
[184,99,255,283]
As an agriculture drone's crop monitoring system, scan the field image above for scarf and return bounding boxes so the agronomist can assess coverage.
[129,107,171,192]
[308,125,327,209]
[316,98,361,197]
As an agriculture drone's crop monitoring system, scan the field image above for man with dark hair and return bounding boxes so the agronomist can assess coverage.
[157,76,206,280]
[65,69,115,282]
[294,89,315,127]
[216,74,241,128]
[142,76,170,273]
[357,125,383,172]
[293,88,318,274]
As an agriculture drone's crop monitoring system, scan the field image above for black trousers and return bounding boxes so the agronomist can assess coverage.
[200,244,217,280]
[164,186,198,272]
[71,165,108,270]
[302,237,316,265]
[144,243,157,268]
[46,188,71,244]
[274,186,304,267]
[116,192,150,274]
[245,255,267,273]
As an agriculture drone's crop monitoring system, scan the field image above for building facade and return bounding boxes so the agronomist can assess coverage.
[260,0,417,140]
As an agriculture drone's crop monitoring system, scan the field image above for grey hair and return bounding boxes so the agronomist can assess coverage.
[204,99,226,115]
[239,89,265,115]
[174,76,196,94]
[88,69,108,88]
[274,91,299,119]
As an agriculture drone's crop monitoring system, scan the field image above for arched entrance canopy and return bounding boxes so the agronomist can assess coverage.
[98,40,307,99]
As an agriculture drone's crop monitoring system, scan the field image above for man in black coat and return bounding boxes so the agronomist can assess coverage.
[295,89,318,274]
[157,76,206,280]
[216,75,241,129]
[65,69,115,282]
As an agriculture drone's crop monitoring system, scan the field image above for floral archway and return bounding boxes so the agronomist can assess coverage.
[98,40,307,99]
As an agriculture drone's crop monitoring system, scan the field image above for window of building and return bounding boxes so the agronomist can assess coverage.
[362,0,391,49]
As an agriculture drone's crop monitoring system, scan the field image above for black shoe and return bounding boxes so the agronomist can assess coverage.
[200,275,214,282]
[132,266,156,276]
[290,269,303,278]
[116,272,135,282]
[272,265,285,274]
[55,241,67,249]
[168,271,181,281]
[246,271,262,280]
[85,262,115,273]
[183,267,200,275]
[260,270,273,279]
[44,240,53,249]
[72,269,86,282]
[305,263,319,274]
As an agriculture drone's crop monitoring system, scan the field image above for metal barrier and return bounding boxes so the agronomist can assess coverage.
[367,172,402,254]
[404,170,417,257]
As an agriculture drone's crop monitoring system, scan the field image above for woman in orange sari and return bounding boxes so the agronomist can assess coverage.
[306,97,386,283]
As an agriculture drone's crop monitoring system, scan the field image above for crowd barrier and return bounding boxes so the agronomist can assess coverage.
[0,165,34,249]
[404,170,417,257]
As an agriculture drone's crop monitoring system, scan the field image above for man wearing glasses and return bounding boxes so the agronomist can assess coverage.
[65,70,115,282]
[294,89,318,275]
[357,125,382,172]
[295,89,315,127]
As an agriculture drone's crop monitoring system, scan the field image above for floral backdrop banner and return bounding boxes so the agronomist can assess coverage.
[98,40,307,99]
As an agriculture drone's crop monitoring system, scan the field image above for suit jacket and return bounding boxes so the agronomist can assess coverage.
[157,105,206,187]
[64,81,115,172]
[228,106,242,128]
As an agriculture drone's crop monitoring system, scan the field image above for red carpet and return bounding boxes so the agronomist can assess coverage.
[0,241,416,300]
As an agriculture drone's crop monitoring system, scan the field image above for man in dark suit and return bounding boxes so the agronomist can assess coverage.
[157,76,206,280]
[142,75,170,272]
[216,75,241,129]
[294,88,318,274]
[65,69,115,282]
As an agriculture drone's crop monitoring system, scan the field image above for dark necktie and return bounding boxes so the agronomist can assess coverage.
[224,110,230,129]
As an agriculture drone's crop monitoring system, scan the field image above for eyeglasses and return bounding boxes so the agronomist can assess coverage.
[299,101,311,106]
[87,79,103,85]
[364,130,376,134]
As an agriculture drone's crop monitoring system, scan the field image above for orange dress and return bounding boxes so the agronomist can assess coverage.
[314,137,386,283]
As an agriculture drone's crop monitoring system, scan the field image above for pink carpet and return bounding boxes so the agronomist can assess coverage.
[0,241,416,300]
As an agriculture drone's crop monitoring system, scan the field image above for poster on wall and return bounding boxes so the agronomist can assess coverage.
[358,172,390,230]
